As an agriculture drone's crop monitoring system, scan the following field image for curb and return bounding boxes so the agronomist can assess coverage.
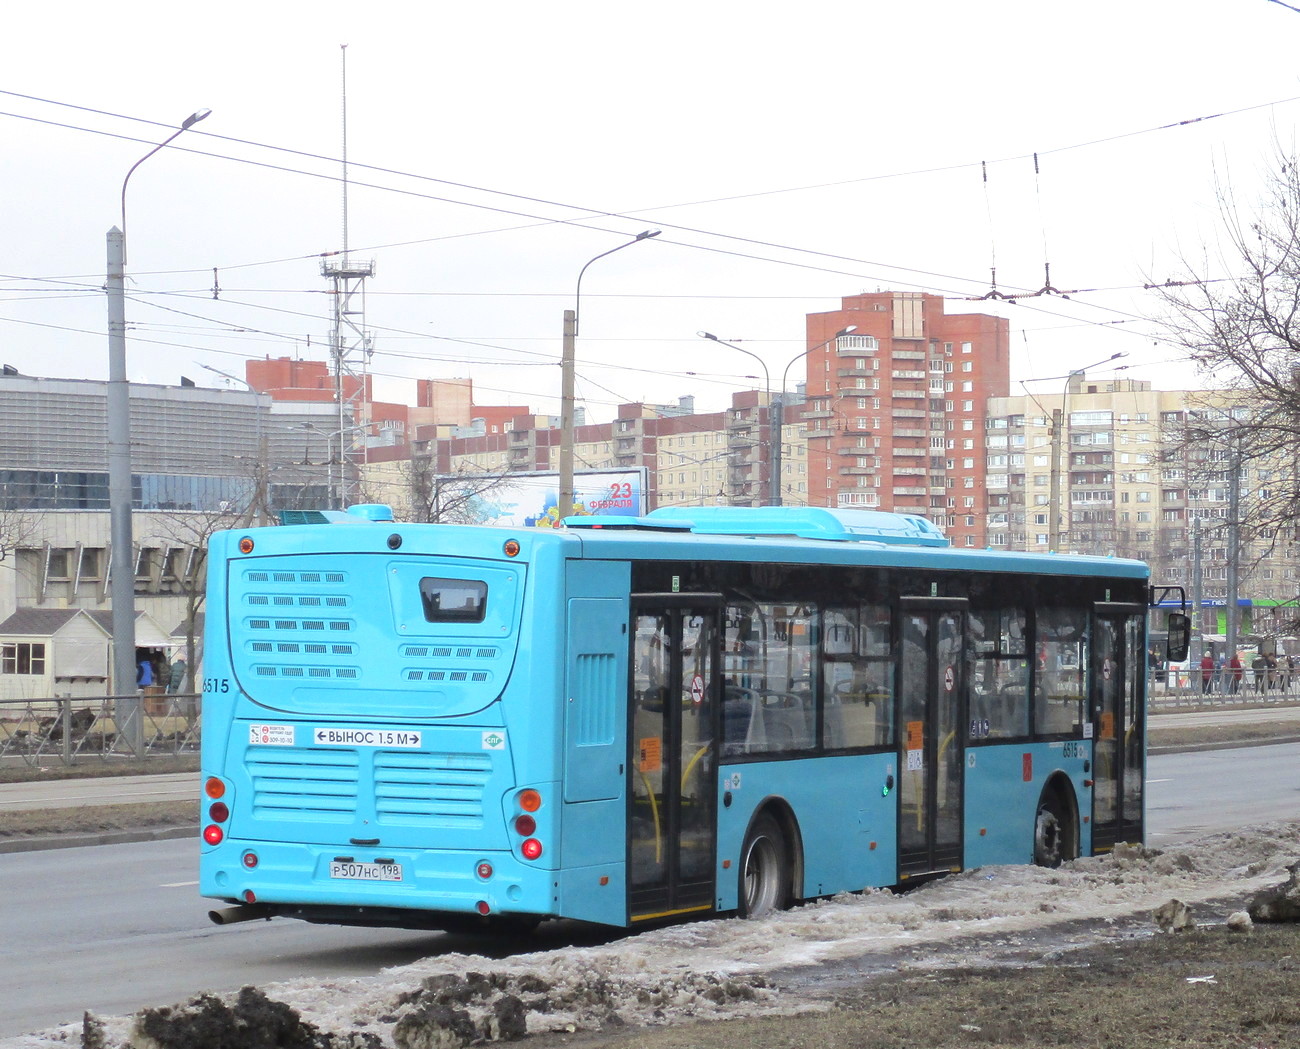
[0,823,196,855]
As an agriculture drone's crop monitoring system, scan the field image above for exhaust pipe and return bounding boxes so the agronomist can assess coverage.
[208,904,274,926]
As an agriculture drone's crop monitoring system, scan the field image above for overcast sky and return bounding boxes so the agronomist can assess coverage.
[3,1,1299,422]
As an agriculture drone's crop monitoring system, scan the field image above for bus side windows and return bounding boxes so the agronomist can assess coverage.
[968,607,1029,740]
[1034,607,1088,736]
[823,605,893,750]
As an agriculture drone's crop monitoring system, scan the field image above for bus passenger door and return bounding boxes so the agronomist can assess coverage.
[897,598,967,881]
[627,598,721,923]
[1091,603,1146,852]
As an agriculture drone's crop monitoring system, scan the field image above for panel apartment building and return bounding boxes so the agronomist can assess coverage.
[986,376,1300,636]
[802,291,1010,547]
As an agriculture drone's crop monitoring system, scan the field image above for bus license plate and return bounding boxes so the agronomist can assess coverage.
[329,861,403,882]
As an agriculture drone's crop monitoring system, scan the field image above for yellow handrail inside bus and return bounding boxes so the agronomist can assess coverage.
[681,744,709,791]
[636,770,663,864]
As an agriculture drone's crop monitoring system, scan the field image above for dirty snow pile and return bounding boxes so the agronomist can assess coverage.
[6,818,1300,1049]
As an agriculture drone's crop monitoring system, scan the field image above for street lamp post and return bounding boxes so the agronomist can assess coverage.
[107,107,210,756]
[698,332,771,505]
[291,422,369,509]
[558,230,660,521]
[770,326,858,507]
[1043,352,1125,551]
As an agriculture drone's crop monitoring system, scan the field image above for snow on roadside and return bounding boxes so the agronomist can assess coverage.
[7,819,1299,1049]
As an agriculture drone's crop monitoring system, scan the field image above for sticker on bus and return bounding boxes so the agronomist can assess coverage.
[312,728,423,747]
[249,724,295,747]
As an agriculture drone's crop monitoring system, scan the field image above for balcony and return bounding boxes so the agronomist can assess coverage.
[893,447,927,457]
[892,408,926,420]
[893,428,925,438]
[804,426,835,439]
[893,486,927,496]
[835,335,880,356]
[892,370,926,380]
[892,390,926,400]
[892,349,925,360]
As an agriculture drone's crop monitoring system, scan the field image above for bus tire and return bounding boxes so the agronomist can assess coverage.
[1033,789,1077,868]
[739,813,789,918]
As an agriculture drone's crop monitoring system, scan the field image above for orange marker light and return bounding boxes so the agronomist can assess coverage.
[518,789,542,813]
[238,537,254,554]
[503,539,520,557]
[205,777,226,799]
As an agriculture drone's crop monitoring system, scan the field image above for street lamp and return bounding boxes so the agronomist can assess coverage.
[107,107,210,755]
[772,326,858,507]
[558,230,660,521]
[1035,352,1125,550]
[698,332,772,505]
[292,422,368,508]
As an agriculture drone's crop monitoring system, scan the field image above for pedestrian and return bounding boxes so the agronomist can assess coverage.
[1200,652,1215,695]
[136,657,153,689]
[1229,652,1243,694]
[1253,653,1268,694]
[167,656,187,694]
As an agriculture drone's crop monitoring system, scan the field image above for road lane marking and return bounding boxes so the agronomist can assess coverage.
[160,880,199,888]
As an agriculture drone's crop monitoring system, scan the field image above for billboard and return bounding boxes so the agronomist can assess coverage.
[438,468,647,528]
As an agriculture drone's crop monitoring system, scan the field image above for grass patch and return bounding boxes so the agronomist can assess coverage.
[0,800,197,839]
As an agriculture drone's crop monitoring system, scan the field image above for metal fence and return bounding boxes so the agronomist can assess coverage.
[1150,664,1300,708]
[0,693,201,767]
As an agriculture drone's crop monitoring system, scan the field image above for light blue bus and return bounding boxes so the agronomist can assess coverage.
[199,504,1184,930]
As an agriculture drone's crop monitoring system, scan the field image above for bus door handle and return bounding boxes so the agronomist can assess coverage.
[350,837,381,847]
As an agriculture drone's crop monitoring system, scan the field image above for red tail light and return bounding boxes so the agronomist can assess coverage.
[209,801,230,822]
[203,825,224,845]
[521,838,543,860]
[514,814,536,836]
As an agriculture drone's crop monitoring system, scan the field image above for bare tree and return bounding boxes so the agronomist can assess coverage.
[1155,150,1300,630]
[0,508,43,565]
[149,500,253,692]
[403,453,515,524]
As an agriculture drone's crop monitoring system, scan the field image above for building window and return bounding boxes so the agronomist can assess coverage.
[961,342,972,354]
[1,642,46,675]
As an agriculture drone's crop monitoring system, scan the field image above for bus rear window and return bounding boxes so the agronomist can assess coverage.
[419,577,487,623]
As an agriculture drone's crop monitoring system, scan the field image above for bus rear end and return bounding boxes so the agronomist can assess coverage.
[199,507,563,929]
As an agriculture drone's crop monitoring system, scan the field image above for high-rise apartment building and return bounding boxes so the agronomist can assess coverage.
[802,292,1010,546]
[986,377,1300,637]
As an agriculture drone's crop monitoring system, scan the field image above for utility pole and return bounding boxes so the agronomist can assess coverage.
[1048,406,1063,550]
[558,308,577,518]
[1191,516,1203,667]
[770,396,784,506]
[1226,435,1242,662]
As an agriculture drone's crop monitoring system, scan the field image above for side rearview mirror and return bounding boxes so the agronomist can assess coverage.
[1166,612,1191,664]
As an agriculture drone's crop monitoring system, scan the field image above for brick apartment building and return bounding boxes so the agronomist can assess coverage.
[802,291,1010,547]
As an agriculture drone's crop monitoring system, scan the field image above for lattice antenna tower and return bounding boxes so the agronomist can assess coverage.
[321,42,375,508]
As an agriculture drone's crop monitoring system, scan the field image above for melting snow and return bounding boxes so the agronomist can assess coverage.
[5,819,1298,1048]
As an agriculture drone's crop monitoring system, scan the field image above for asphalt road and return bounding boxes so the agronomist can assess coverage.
[2,742,1298,1039]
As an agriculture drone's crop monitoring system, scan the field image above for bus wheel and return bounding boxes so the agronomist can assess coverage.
[1033,792,1076,868]
[739,814,789,918]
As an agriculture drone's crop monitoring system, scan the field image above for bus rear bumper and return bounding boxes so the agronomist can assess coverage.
[200,838,556,925]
